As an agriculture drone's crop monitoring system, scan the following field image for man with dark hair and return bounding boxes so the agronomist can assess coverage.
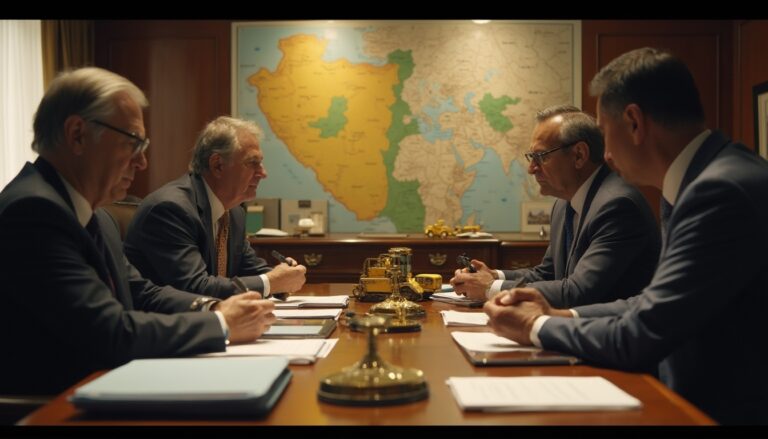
[0,68,275,395]
[484,47,768,424]
[125,116,306,299]
[451,105,659,308]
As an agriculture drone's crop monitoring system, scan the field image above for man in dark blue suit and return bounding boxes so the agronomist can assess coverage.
[124,116,306,299]
[484,47,768,424]
[451,106,659,308]
[0,68,276,395]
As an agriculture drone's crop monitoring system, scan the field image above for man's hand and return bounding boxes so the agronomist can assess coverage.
[449,259,497,301]
[215,291,276,344]
[483,287,557,345]
[266,263,307,293]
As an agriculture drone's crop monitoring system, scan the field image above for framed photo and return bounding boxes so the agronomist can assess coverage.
[753,81,768,160]
[521,201,554,233]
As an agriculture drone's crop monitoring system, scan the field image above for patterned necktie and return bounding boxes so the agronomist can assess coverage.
[564,203,576,263]
[216,210,230,277]
[86,216,116,294]
[660,198,673,248]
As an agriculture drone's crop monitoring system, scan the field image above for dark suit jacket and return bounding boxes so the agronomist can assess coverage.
[125,173,271,298]
[538,132,768,424]
[0,159,225,395]
[501,166,660,307]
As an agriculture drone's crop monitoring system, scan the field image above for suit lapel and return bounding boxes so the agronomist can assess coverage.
[565,165,610,273]
[94,209,133,307]
[191,173,216,271]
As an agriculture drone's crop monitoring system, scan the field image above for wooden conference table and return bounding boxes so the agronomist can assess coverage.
[20,283,714,425]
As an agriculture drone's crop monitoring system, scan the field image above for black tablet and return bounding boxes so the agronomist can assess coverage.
[261,319,337,339]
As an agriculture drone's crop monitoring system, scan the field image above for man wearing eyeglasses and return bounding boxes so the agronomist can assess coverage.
[451,105,660,308]
[0,68,276,396]
[124,116,307,299]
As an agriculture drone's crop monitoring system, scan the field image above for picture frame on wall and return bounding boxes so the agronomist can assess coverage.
[520,201,554,233]
[752,80,768,160]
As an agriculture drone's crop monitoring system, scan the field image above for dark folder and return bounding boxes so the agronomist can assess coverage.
[70,357,291,416]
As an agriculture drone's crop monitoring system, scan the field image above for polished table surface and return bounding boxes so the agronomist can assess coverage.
[20,284,715,425]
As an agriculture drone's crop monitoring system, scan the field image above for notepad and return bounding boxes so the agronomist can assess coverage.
[70,357,291,416]
[431,292,484,308]
[200,338,332,364]
[451,331,580,366]
[272,295,350,308]
[440,310,489,326]
[447,376,642,412]
[274,309,342,319]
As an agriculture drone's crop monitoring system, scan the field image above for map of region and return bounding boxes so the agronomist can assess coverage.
[235,21,580,232]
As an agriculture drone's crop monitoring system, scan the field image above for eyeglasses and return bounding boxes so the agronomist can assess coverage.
[524,140,581,165]
[88,119,150,156]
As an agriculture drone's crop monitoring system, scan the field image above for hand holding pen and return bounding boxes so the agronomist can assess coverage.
[457,253,477,273]
[233,276,289,301]
[271,250,297,267]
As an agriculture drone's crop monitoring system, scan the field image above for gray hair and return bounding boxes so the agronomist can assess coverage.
[32,67,148,153]
[589,47,704,128]
[189,116,264,174]
[535,104,604,164]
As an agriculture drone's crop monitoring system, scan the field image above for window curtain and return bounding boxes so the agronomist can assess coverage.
[41,20,93,88]
[0,20,43,190]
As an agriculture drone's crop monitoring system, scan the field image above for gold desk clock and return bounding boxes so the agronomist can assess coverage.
[318,314,428,405]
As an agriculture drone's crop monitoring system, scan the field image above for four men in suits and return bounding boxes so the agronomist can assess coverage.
[124,116,306,299]
[451,106,660,308]
[0,68,276,395]
[484,47,768,424]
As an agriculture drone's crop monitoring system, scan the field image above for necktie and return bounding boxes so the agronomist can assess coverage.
[660,198,672,247]
[563,203,575,263]
[216,210,230,277]
[86,216,116,294]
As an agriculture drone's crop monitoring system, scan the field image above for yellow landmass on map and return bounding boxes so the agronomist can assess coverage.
[248,34,398,220]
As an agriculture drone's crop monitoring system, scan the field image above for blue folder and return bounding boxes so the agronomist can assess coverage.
[70,357,291,416]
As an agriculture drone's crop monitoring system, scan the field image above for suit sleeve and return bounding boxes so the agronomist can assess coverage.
[0,199,226,369]
[128,200,243,298]
[499,243,555,289]
[539,179,763,370]
[529,195,656,308]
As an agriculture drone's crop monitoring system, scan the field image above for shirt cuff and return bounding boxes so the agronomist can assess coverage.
[495,269,505,280]
[214,310,230,345]
[488,279,505,298]
[570,309,579,318]
[259,274,270,298]
[529,315,551,348]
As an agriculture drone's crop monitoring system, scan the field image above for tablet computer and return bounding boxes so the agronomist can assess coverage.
[262,319,337,339]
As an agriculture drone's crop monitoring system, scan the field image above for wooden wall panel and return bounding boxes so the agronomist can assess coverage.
[582,20,734,221]
[734,20,768,149]
[94,20,230,197]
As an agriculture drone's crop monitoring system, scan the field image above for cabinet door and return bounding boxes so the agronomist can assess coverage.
[499,242,548,270]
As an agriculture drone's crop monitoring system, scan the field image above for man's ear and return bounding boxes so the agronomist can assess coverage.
[572,141,590,169]
[63,115,86,155]
[208,153,225,177]
[623,104,646,145]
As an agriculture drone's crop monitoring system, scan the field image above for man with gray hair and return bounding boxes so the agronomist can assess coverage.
[0,68,275,396]
[451,105,659,308]
[125,116,306,299]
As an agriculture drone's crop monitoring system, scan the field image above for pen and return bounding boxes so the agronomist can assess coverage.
[233,276,288,301]
[271,250,297,267]
[456,253,477,273]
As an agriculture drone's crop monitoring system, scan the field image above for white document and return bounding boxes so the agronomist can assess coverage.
[440,310,489,327]
[274,309,342,320]
[431,292,483,307]
[450,331,540,353]
[447,376,642,412]
[272,295,349,309]
[254,227,289,237]
[200,339,327,364]
[316,339,338,358]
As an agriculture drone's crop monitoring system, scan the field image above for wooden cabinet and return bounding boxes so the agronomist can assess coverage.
[249,233,548,283]
[497,233,551,271]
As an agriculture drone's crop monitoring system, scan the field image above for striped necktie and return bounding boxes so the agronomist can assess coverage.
[216,210,230,277]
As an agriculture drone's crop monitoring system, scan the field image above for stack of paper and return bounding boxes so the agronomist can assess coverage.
[440,310,489,327]
[431,292,484,308]
[200,339,338,364]
[451,331,539,352]
[273,295,349,308]
[447,376,642,412]
[274,309,342,320]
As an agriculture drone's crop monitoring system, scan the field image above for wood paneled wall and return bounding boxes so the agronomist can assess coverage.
[95,20,231,197]
[734,20,768,149]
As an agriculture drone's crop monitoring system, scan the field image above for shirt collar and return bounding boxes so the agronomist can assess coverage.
[203,178,226,224]
[57,172,93,227]
[569,165,602,217]
[662,129,711,206]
